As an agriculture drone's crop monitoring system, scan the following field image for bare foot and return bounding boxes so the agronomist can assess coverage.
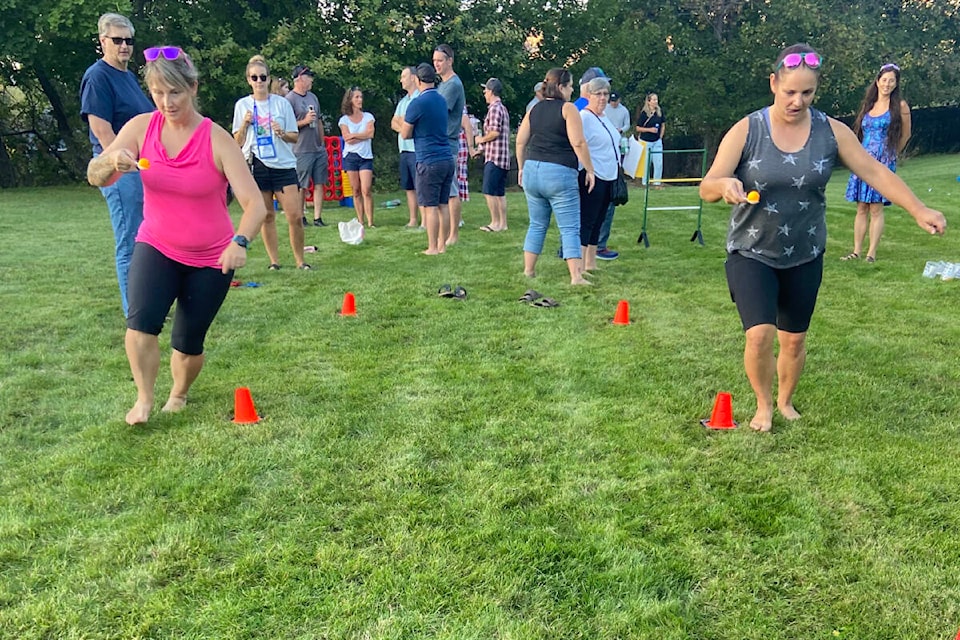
[778,403,802,421]
[524,271,536,278]
[571,277,593,286]
[749,406,774,432]
[422,249,441,256]
[162,395,188,413]
[125,400,152,425]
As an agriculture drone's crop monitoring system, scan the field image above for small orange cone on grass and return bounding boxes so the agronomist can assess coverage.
[701,392,738,429]
[338,292,357,317]
[232,387,260,424]
[612,300,630,325]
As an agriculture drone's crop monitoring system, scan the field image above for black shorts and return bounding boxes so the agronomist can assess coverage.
[399,151,417,191]
[252,156,298,193]
[724,251,823,333]
[578,171,614,246]
[126,243,233,355]
[481,162,507,197]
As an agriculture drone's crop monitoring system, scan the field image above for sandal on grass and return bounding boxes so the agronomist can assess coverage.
[840,252,859,261]
[518,289,542,303]
[865,256,876,263]
[452,286,468,300]
[438,284,455,297]
[531,297,560,308]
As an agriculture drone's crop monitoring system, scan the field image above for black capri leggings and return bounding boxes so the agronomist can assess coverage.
[724,251,823,333]
[126,243,234,355]
[579,170,614,247]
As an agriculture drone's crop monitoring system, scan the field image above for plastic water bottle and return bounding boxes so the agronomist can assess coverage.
[308,105,316,129]
[922,261,946,278]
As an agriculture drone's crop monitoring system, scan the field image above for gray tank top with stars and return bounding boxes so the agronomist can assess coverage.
[726,107,837,268]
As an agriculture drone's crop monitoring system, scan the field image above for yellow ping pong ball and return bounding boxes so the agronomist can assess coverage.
[137,158,151,170]
[746,190,760,204]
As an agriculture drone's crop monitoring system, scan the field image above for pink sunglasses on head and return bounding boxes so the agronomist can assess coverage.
[777,52,822,71]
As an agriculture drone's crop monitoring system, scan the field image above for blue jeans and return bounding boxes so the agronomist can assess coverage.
[598,202,616,251]
[644,139,663,185]
[521,160,581,259]
[99,170,144,317]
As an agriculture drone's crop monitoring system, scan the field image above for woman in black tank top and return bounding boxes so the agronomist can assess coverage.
[515,67,597,286]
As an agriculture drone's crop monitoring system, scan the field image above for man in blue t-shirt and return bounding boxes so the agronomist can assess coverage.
[80,13,154,317]
[402,63,455,256]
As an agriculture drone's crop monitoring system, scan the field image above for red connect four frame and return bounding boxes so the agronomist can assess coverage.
[305,137,343,203]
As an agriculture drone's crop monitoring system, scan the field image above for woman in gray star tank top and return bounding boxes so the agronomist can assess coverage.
[700,43,946,433]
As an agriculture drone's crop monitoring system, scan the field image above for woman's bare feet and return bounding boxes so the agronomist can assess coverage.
[524,270,536,278]
[778,403,801,421]
[749,406,774,432]
[125,400,152,425]
[162,395,188,413]
[422,249,441,256]
[571,277,593,286]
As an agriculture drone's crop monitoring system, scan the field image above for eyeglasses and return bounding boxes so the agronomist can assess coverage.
[880,63,900,72]
[777,52,822,71]
[144,47,183,62]
[250,74,268,82]
[106,36,135,46]
[594,91,610,96]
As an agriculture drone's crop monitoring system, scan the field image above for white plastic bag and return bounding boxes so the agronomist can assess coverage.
[338,219,365,245]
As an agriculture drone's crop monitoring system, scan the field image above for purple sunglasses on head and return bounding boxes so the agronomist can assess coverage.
[777,52,822,71]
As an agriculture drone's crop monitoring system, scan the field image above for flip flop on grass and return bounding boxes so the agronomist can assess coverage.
[517,289,541,303]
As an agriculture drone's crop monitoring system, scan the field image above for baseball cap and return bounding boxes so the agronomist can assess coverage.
[480,78,503,96]
[578,66,609,85]
[415,62,437,84]
[609,92,620,102]
[292,64,315,79]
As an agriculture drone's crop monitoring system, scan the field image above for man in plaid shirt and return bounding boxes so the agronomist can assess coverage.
[472,78,510,232]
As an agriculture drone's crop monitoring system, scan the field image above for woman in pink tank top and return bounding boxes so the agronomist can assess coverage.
[87,46,267,426]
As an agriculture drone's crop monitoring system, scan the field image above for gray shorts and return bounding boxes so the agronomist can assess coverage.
[296,151,329,189]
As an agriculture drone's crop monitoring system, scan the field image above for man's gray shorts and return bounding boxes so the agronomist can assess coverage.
[296,151,329,189]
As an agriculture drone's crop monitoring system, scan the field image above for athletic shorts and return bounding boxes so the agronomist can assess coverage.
[482,162,507,197]
[724,251,823,333]
[252,157,298,193]
[399,151,417,191]
[295,151,329,189]
[343,152,373,172]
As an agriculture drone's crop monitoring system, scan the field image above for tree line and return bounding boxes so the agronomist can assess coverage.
[1,0,957,187]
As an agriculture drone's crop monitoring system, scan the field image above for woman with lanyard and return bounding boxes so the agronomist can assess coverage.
[232,55,309,270]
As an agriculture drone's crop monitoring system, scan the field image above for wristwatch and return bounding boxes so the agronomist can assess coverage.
[232,234,250,249]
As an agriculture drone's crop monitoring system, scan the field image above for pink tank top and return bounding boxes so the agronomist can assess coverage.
[137,112,232,268]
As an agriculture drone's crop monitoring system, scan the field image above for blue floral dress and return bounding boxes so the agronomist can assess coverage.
[845,111,895,205]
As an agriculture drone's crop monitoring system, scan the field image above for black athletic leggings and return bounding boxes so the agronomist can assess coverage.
[126,243,233,355]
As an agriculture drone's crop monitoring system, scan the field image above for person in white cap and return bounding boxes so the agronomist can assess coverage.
[526,81,544,113]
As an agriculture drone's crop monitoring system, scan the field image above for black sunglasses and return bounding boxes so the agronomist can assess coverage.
[250,74,268,82]
[106,36,135,46]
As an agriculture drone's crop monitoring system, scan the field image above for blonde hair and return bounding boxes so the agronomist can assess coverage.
[143,48,198,99]
[643,93,662,118]
[246,54,269,76]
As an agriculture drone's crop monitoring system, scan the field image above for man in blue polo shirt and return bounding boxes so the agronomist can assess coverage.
[80,13,154,317]
[401,63,455,256]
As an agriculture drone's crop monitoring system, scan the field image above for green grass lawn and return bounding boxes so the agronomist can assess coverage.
[1,155,959,639]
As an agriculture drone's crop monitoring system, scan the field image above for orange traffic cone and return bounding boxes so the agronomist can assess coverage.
[232,387,260,424]
[701,392,738,429]
[338,291,357,316]
[612,299,630,325]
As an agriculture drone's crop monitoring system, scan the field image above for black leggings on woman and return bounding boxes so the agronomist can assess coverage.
[126,243,233,355]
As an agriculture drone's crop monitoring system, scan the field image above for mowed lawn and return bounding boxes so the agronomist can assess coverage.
[1,154,959,639]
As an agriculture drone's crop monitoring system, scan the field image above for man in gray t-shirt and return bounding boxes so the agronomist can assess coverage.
[433,44,473,245]
[286,64,328,226]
